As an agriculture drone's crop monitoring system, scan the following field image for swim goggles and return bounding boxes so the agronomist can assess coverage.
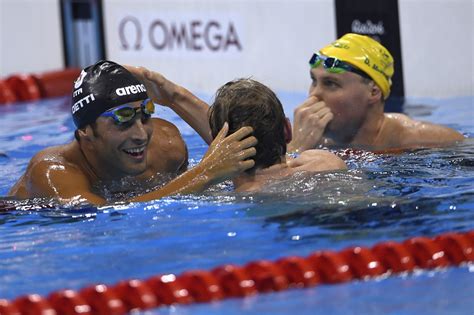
[101,98,155,124]
[309,53,370,79]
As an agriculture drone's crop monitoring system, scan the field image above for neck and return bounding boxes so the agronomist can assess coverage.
[232,173,256,190]
[232,156,288,191]
[349,102,386,149]
[77,140,110,184]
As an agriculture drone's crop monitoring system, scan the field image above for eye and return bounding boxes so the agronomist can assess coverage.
[116,108,135,120]
[116,120,134,129]
[322,78,339,88]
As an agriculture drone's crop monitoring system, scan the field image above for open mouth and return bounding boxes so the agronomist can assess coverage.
[123,146,146,158]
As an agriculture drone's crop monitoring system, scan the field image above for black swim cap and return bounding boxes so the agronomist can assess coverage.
[71,60,148,128]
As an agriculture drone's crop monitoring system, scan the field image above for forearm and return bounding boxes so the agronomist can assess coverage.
[130,163,212,203]
[169,85,213,144]
[131,124,257,203]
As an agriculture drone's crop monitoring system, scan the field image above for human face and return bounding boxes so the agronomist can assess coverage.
[309,66,373,143]
[90,100,154,177]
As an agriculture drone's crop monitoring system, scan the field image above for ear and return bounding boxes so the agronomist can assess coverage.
[284,117,292,144]
[368,81,383,103]
[77,125,95,142]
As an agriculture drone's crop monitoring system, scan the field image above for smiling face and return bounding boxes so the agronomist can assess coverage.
[88,100,154,177]
[309,66,374,143]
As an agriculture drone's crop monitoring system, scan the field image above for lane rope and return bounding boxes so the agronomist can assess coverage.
[1,230,472,315]
[0,69,80,105]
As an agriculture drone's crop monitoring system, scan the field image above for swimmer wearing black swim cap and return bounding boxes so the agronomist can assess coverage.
[8,60,257,205]
[71,60,149,129]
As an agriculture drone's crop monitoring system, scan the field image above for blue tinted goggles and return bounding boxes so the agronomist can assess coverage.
[101,99,155,124]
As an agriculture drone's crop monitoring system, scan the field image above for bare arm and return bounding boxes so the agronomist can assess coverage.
[19,125,256,206]
[407,121,464,146]
[126,65,213,144]
[131,124,257,202]
[386,114,464,148]
[21,160,107,206]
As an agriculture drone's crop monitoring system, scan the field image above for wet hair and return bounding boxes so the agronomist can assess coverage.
[71,60,148,129]
[209,79,287,173]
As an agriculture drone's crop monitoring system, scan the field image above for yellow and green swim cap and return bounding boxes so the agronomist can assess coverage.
[319,33,394,99]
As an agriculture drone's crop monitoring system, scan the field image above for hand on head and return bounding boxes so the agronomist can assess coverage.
[124,65,176,107]
[201,122,257,184]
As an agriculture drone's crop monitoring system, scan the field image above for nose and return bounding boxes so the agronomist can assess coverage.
[129,118,149,144]
[309,82,323,100]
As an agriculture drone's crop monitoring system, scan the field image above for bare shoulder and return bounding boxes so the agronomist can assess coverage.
[385,113,464,147]
[151,118,186,147]
[26,145,69,170]
[289,149,347,172]
[9,143,89,199]
[152,117,181,133]
[148,118,188,172]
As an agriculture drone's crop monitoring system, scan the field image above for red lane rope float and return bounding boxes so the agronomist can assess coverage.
[5,75,41,102]
[0,68,80,105]
[0,80,18,104]
[34,68,81,99]
[1,230,473,315]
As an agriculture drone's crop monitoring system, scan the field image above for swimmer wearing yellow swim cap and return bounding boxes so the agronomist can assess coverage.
[288,33,463,152]
[319,33,394,100]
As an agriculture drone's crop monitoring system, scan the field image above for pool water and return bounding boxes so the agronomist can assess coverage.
[0,94,473,314]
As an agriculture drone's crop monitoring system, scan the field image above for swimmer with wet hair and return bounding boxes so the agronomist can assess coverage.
[127,67,346,192]
[9,60,257,205]
[289,33,464,152]
[208,79,346,192]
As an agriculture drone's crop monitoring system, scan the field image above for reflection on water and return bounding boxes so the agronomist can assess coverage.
[0,96,473,310]
[2,138,473,233]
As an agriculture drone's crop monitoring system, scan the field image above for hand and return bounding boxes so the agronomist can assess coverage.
[288,96,333,152]
[201,123,257,184]
[124,65,176,107]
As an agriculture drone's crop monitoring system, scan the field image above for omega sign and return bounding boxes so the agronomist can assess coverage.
[119,16,242,52]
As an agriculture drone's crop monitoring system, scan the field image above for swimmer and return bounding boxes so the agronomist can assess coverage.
[288,33,464,152]
[8,61,257,205]
[208,79,347,192]
[126,68,346,192]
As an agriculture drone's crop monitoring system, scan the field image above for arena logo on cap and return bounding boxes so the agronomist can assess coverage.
[116,84,147,96]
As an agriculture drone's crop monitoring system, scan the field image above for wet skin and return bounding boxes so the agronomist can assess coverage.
[288,67,464,152]
[82,102,187,182]
[308,66,375,144]
[9,101,189,204]
[9,97,258,206]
